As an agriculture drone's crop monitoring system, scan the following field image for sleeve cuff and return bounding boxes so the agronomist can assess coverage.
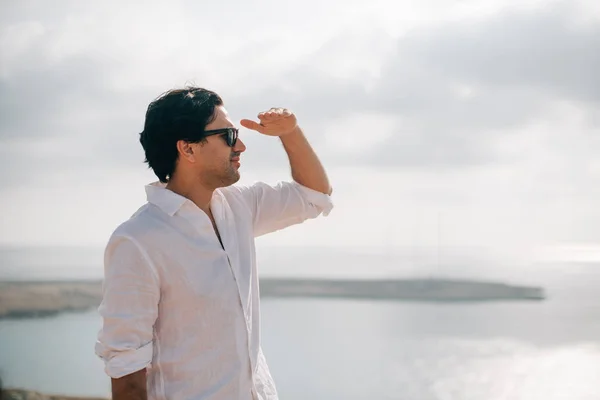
[291,181,334,217]
[95,340,153,379]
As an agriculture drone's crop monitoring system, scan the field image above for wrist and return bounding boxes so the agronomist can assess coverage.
[279,126,304,142]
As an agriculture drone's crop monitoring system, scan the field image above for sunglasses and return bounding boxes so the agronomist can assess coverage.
[203,127,239,147]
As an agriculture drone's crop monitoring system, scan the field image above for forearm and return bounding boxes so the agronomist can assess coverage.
[280,126,332,195]
[112,369,147,400]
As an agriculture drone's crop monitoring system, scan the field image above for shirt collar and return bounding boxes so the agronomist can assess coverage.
[145,181,189,217]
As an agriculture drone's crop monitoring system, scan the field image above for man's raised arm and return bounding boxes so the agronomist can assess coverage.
[241,107,331,196]
[234,108,333,236]
[279,124,332,195]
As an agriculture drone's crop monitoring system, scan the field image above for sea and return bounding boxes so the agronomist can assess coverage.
[1,245,599,400]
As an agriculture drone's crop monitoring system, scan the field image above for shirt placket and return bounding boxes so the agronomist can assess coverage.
[211,196,259,398]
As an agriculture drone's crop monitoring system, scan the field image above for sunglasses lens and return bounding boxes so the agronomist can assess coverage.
[229,129,237,146]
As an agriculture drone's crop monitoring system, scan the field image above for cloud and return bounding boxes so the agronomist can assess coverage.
[1,0,599,185]
[0,54,118,139]
[240,1,600,168]
[400,4,600,103]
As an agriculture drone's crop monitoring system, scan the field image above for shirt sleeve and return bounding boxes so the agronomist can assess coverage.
[239,180,334,237]
[95,235,160,379]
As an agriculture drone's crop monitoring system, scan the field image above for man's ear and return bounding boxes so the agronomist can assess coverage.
[176,140,196,163]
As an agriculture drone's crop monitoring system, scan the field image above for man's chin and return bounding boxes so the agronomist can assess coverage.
[221,171,241,187]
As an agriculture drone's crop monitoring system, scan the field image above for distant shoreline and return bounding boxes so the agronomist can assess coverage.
[0,277,545,320]
[1,388,107,400]
[0,280,102,319]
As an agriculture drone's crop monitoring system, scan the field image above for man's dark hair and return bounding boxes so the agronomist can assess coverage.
[139,86,224,183]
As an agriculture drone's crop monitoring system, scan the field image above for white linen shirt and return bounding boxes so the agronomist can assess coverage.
[95,180,333,400]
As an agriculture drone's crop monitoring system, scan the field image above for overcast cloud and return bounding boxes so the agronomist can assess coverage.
[0,0,599,261]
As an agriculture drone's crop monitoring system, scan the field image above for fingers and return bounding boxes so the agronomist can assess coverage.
[239,119,265,133]
[258,107,292,121]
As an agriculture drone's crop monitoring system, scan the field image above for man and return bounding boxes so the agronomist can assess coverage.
[95,87,333,400]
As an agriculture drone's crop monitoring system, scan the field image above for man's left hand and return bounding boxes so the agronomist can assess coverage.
[240,108,298,137]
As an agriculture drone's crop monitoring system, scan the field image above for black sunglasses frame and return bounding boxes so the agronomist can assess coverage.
[183,127,238,147]
[203,128,238,147]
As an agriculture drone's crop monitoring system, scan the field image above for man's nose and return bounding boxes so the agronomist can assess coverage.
[234,138,246,153]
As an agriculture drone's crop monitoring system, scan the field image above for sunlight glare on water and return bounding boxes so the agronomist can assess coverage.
[377,339,600,400]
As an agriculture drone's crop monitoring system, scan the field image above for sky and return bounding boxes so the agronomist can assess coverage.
[1,0,599,264]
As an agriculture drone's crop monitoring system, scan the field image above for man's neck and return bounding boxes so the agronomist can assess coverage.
[165,176,214,215]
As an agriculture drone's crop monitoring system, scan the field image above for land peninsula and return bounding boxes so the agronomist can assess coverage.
[0,277,545,319]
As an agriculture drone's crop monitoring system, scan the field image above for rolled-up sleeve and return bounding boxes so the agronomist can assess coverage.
[241,180,334,237]
[95,235,160,379]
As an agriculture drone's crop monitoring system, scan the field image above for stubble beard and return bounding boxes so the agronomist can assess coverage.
[225,166,240,186]
[215,161,240,188]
